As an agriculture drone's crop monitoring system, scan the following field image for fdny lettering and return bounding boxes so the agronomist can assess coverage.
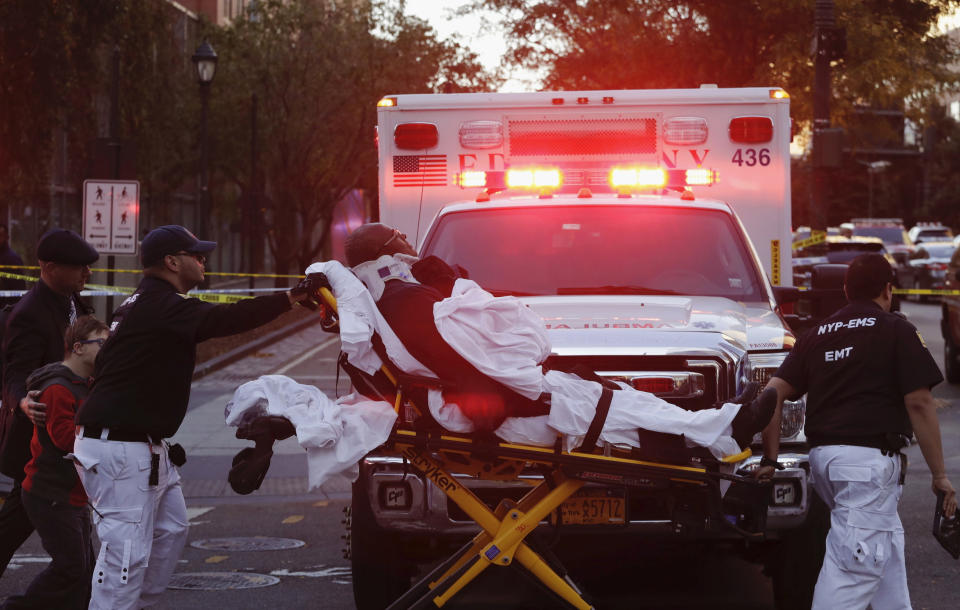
[401,447,457,494]
[825,346,853,362]
[458,153,506,172]
[661,149,711,168]
[817,317,876,335]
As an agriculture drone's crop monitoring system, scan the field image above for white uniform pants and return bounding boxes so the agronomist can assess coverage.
[73,432,189,610]
[809,444,910,610]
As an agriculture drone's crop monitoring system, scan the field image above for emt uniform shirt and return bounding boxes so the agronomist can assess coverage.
[77,276,291,439]
[774,300,942,447]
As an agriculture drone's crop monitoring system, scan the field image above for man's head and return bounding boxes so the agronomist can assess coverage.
[63,315,109,376]
[0,223,9,247]
[845,253,896,309]
[344,223,417,267]
[37,229,99,296]
[140,225,216,292]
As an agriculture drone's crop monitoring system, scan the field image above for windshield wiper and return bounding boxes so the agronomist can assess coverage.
[484,288,544,297]
[556,285,683,296]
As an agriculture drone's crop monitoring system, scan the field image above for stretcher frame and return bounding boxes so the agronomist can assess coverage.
[315,286,766,609]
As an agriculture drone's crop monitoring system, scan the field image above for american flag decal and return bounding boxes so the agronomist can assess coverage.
[392,155,446,187]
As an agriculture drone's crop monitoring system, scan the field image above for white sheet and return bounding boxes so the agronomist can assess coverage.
[226,258,748,490]
[224,375,397,489]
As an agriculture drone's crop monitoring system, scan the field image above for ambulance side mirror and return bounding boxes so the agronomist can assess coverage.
[772,286,800,306]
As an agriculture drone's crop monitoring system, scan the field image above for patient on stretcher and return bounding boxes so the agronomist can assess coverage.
[328,223,776,457]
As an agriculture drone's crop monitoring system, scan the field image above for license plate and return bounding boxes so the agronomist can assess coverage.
[556,489,626,525]
[772,481,796,505]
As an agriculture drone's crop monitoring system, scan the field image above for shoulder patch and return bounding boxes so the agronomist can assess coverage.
[917,330,927,348]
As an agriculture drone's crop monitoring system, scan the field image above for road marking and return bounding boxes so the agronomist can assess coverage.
[273,337,339,375]
[187,506,215,523]
[205,555,230,564]
[313,500,329,507]
[282,515,304,524]
[269,565,351,579]
[9,555,51,564]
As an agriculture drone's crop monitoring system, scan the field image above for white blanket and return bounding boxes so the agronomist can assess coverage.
[224,375,396,489]
[226,258,745,489]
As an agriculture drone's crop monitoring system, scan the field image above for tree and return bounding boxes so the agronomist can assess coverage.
[0,1,199,248]
[206,0,497,276]
[464,0,960,132]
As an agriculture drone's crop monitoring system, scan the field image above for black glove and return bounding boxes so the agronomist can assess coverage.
[289,273,330,310]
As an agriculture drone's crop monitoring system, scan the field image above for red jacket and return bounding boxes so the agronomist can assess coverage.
[22,363,89,506]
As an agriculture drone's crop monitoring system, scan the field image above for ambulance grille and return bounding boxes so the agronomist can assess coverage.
[507,116,659,161]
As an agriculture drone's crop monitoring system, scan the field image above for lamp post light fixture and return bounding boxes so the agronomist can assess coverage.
[191,40,218,244]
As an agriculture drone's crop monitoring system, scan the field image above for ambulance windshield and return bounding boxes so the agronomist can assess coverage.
[421,205,766,301]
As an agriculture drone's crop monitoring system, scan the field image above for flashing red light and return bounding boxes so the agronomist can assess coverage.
[394,123,438,150]
[631,377,676,394]
[458,170,487,188]
[729,117,773,144]
[505,168,561,189]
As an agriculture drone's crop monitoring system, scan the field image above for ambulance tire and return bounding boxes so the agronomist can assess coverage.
[769,493,829,610]
[945,329,960,384]
[350,475,414,610]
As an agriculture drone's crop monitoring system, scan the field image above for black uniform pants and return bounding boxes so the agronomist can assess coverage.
[1,490,93,609]
[0,480,35,577]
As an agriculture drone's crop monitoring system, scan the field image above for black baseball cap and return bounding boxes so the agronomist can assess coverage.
[36,229,99,265]
[140,225,216,268]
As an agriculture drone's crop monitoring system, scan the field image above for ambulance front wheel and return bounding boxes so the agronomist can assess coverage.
[350,475,414,610]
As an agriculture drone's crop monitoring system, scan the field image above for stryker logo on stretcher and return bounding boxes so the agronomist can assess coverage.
[817,317,876,335]
[401,447,458,493]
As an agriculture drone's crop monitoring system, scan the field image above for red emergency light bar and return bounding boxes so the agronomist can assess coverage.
[609,166,717,189]
[457,166,716,192]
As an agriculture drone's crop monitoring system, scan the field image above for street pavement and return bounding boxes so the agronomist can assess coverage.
[1,302,959,608]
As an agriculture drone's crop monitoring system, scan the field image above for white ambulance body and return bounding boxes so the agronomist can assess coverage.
[376,85,793,287]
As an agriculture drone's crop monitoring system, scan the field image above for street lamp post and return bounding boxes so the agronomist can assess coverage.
[192,40,218,242]
[859,160,891,218]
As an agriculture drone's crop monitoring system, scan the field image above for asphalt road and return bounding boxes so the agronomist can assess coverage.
[1,301,959,609]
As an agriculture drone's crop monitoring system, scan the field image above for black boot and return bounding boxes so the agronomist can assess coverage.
[731,387,778,449]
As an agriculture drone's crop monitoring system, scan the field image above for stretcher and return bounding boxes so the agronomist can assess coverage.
[312,284,769,609]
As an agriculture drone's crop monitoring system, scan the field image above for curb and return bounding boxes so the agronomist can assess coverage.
[192,315,320,380]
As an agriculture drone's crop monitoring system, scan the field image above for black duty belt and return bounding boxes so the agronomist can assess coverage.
[80,425,159,444]
[809,433,910,455]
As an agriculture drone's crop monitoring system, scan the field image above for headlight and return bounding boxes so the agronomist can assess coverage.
[780,397,805,439]
[747,352,806,441]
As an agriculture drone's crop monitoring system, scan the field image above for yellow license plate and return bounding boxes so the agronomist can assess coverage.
[556,489,626,525]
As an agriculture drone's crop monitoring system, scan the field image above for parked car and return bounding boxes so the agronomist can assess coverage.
[908,222,953,245]
[792,236,900,315]
[849,217,913,266]
[899,241,956,302]
[940,246,960,382]
[792,236,894,288]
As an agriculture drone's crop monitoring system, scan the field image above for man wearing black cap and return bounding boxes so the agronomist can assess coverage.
[73,225,319,610]
[0,228,97,576]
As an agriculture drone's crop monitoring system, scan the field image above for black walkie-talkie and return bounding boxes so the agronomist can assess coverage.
[933,490,960,560]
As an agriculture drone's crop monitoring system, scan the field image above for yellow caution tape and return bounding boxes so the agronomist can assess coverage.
[0,264,303,279]
[791,230,827,250]
[0,271,252,304]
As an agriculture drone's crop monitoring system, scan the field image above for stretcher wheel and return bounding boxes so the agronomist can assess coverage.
[349,471,414,609]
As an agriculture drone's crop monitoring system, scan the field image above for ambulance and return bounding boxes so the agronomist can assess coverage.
[349,87,821,609]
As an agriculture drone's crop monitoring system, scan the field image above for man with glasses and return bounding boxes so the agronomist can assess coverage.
[0,228,98,576]
[73,224,319,610]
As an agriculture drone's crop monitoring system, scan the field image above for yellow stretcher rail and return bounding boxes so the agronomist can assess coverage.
[313,274,764,609]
